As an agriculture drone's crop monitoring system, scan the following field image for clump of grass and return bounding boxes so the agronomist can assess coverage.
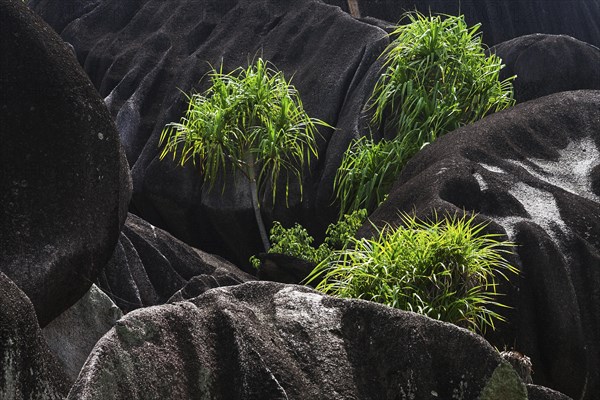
[306,213,518,334]
[335,13,515,215]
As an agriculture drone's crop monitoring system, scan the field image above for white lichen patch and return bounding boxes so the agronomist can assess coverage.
[509,137,600,203]
[479,163,506,174]
[495,182,569,242]
[274,288,340,329]
[473,172,488,191]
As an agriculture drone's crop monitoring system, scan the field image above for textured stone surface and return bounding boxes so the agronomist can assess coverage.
[42,284,123,381]
[365,90,600,399]
[0,0,131,326]
[527,384,574,400]
[325,0,600,48]
[69,281,525,399]
[98,213,254,312]
[492,34,600,103]
[0,273,70,400]
[32,0,388,268]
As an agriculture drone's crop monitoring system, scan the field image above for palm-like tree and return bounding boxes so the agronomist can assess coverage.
[160,59,328,251]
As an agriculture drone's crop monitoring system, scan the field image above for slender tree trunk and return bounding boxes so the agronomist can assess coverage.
[347,0,360,17]
[245,156,270,252]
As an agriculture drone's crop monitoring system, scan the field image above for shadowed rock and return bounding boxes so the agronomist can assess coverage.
[0,0,131,326]
[365,90,600,399]
[492,34,600,103]
[98,213,254,312]
[42,284,123,382]
[324,0,600,48]
[32,0,388,268]
[0,273,71,399]
[527,385,574,400]
[256,252,317,284]
[69,281,529,399]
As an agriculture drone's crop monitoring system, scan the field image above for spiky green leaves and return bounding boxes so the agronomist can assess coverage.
[159,58,326,204]
[335,13,515,216]
[307,213,518,334]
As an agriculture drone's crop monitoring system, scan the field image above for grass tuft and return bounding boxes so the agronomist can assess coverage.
[335,13,515,215]
[306,213,518,334]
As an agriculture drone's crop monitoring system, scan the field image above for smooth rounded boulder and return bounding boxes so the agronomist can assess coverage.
[42,284,123,382]
[492,34,600,103]
[98,213,254,313]
[365,90,600,400]
[32,0,388,268]
[0,0,131,326]
[69,281,530,399]
[325,0,600,48]
[0,273,71,399]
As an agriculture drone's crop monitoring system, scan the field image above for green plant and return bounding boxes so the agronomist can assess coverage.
[306,213,517,334]
[160,58,328,251]
[267,221,330,264]
[324,208,368,249]
[252,209,369,268]
[335,13,515,215]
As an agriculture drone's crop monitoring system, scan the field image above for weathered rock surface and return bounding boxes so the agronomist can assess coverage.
[527,385,574,400]
[0,0,131,326]
[492,34,600,103]
[256,252,317,284]
[167,272,249,303]
[98,213,254,312]
[42,284,123,382]
[0,273,71,399]
[32,0,388,268]
[365,90,600,399]
[325,0,600,48]
[32,0,600,271]
[69,281,528,399]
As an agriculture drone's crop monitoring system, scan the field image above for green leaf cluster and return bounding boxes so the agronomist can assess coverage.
[306,213,518,334]
[335,13,515,215]
[254,209,368,266]
[159,58,326,204]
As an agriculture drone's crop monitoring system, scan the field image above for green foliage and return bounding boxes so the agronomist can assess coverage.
[334,138,403,214]
[268,221,330,264]
[324,208,368,249]
[160,58,329,250]
[306,213,518,334]
[335,13,515,215]
[160,58,325,203]
[254,209,369,266]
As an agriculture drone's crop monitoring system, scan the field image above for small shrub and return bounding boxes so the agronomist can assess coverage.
[324,208,368,249]
[252,209,369,267]
[267,221,330,264]
[335,13,515,215]
[306,213,518,334]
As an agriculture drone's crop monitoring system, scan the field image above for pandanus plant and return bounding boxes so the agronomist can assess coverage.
[159,58,328,251]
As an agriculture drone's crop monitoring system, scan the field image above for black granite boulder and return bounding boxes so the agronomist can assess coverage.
[32,0,388,268]
[325,0,600,48]
[0,273,71,399]
[0,0,131,326]
[365,90,600,399]
[98,213,254,313]
[492,34,600,103]
[69,281,530,399]
[42,284,123,382]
